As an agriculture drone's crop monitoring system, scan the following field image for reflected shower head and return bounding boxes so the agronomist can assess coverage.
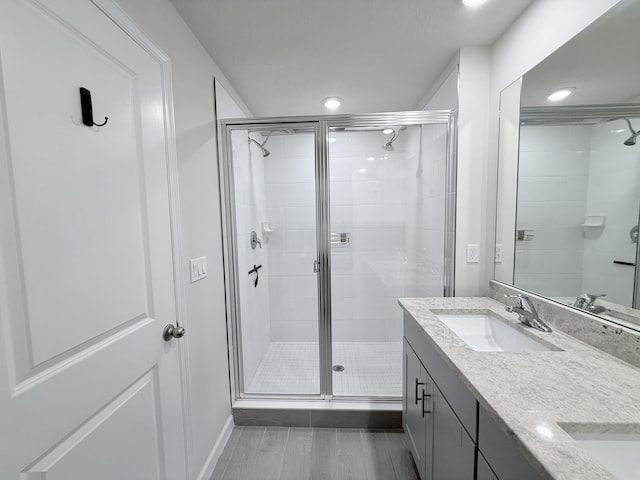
[382,129,399,151]
[248,137,271,157]
[608,118,639,146]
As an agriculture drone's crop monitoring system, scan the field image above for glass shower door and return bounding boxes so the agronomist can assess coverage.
[227,124,321,395]
[327,122,450,398]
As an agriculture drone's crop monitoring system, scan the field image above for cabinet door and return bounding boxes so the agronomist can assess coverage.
[432,382,476,480]
[404,340,432,480]
[477,453,499,480]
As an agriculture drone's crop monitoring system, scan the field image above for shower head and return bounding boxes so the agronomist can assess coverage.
[609,118,639,146]
[248,137,271,157]
[382,129,399,151]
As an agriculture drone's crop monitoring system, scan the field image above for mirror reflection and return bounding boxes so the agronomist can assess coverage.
[495,0,640,330]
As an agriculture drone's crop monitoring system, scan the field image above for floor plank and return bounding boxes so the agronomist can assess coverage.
[252,427,289,480]
[310,428,338,480]
[334,429,369,479]
[220,426,265,480]
[360,430,398,480]
[212,426,417,480]
[385,430,420,480]
[280,427,313,480]
[210,426,243,480]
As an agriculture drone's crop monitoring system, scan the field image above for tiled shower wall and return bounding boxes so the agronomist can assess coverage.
[515,125,590,296]
[232,131,272,382]
[262,127,448,343]
[329,131,407,342]
[581,119,640,306]
[515,121,640,305]
[264,133,318,341]
[402,125,448,299]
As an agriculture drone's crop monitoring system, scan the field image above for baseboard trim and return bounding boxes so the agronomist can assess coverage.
[195,415,234,480]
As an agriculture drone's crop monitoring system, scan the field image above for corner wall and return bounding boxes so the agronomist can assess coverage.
[113,1,250,478]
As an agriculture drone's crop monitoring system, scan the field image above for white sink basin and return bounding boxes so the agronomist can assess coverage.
[436,313,551,352]
[569,432,640,479]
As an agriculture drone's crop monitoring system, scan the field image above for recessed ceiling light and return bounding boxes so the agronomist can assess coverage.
[322,97,343,111]
[547,87,576,102]
[382,128,394,135]
[462,0,488,7]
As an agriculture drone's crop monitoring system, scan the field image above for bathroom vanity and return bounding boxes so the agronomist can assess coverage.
[400,297,640,480]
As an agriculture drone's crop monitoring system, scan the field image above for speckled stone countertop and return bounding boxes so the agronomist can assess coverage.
[399,297,640,480]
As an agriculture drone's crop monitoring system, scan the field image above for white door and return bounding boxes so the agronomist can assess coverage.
[0,1,187,479]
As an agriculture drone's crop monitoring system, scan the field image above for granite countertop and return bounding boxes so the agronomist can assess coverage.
[398,296,640,480]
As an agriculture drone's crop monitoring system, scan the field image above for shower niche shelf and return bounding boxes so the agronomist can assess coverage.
[581,215,606,229]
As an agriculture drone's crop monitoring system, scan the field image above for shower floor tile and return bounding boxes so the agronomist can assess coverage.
[246,341,402,397]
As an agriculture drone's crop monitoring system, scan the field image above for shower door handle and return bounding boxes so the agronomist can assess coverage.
[313,260,320,273]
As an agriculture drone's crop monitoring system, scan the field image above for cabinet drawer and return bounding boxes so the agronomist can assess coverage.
[478,405,542,480]
[404,314,477,442]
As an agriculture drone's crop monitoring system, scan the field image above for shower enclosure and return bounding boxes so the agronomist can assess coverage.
[219,112,456,402]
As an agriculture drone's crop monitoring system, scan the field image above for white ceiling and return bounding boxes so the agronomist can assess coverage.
[169,0,534,117]
[521,0,640,107]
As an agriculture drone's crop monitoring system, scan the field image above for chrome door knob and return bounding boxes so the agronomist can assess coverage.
[163,323,186,341]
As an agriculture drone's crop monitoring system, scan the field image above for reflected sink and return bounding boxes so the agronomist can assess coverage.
[567,431,640,479]
[436,313,552,352]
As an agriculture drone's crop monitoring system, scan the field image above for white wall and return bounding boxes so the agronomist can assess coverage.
[514,125,590,296]
[483,0,622,294]
[455,47,492,296]
[112,1,250,478]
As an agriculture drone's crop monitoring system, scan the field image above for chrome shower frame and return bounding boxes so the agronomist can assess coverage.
[218,111,458,404]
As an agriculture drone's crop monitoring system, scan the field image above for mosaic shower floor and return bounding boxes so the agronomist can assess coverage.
[246,341,402,397]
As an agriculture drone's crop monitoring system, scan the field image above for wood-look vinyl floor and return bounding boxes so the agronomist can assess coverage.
[211,427,420,480]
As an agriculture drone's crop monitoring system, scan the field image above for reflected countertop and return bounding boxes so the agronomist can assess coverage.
[398,296,640,480]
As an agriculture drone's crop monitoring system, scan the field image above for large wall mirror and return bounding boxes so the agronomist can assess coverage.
[495,0,640,331]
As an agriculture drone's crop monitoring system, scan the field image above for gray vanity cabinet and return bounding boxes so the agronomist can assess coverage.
[432,384,476,479]
[477,453,498,480]
[403,340,432,480]
[403,337,475,480]
[404,314,543,480]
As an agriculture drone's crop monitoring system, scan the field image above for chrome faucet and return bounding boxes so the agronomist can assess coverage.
[504,294,552,332]
[573,293,606,314]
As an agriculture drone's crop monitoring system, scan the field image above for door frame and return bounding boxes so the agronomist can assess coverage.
[89,0,193,476]
[219,111,457,403]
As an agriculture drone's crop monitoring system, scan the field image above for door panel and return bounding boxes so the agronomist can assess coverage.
[24,371,163,480]
[0,1,185,478]
[228,125,321,395]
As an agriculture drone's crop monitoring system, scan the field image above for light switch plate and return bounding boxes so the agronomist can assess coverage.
[495,244,503,263]
[190,256,207,283]
[466,244,480,263]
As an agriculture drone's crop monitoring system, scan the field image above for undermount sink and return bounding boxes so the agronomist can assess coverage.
[566,430,640,479]
[436,312,552,352]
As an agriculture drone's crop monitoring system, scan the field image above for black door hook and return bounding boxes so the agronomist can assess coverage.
[80,87,109,127]
[248,264,263,288]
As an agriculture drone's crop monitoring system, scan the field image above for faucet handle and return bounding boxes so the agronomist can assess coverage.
[583,293,606,306]
[504,293,525,307]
